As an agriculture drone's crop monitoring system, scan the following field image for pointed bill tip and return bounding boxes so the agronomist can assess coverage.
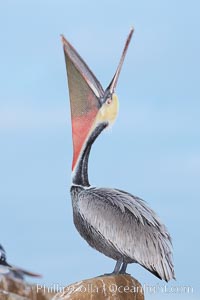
[60,34,67,45]
[108,27,134,93]
[21,270,42,278]
[124,27,134,53]
[128,27,134,42]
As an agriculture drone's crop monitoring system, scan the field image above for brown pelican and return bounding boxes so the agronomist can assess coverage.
[0,244,41,280]
[61,29,175,281]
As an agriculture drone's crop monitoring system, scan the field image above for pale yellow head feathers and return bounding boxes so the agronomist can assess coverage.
[95,93,119,126]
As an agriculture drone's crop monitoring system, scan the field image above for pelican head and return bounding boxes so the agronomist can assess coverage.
[62,28,134,174]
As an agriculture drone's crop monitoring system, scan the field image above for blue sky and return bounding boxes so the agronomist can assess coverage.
[0,1,199,299]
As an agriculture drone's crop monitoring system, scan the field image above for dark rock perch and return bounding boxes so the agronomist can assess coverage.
[0,275,55,300]
[52,275,144,300]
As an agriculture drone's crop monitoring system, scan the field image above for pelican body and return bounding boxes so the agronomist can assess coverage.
[62,29,175,281]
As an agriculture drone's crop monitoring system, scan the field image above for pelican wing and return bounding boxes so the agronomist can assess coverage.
[78,187,175,281]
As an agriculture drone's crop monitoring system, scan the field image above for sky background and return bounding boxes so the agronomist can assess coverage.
[0,1,200,299]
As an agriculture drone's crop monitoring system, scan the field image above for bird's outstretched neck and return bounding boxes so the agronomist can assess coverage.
[72,122,108,187]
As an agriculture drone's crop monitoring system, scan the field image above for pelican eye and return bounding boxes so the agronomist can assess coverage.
[106,97,112,105]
